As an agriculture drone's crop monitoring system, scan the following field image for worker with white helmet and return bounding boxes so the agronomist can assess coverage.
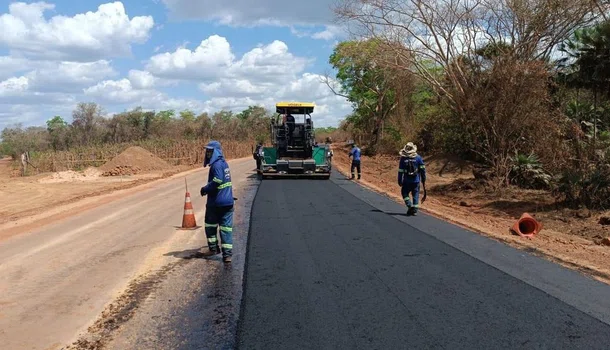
[397,142,427,216]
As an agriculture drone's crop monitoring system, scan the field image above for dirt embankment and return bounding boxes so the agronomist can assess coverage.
[332,143,610,285]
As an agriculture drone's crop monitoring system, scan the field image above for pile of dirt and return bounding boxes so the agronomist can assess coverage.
[100,146,171,176]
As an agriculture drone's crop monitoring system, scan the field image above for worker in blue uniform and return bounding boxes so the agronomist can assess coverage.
[200,140,234,263]
[349,143,361,180]
[397,142,426,216]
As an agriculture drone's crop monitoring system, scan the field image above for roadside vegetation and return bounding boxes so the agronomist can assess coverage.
[0,104,273,174]
[320,0,610,211]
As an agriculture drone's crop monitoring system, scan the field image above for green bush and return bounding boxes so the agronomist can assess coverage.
[510,153,552,190]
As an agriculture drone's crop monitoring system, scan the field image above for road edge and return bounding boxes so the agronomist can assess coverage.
[333,161,610,286]
[330,167,610,327]
[234,169,262,350]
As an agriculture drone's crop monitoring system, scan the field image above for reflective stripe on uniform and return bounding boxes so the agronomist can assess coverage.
[221,243,233,249]
[213,177,223,183]
[419,165,425,169]
[403,197,410,201]
[398,169,405,173]
[207,237,218,243]
[219,225,232,232]
[218,182,232,189]
[205,223,217,228]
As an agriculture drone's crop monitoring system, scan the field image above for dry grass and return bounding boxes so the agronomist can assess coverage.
[14,139,255,176]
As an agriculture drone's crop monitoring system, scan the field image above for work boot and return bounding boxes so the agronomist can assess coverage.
[202,247,220,257]
[411,209,418,216]
[223,256,232,263]
[406,207,414,216]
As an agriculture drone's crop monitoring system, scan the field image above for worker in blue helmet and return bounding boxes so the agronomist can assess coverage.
[348,142,361,180]
[200,140,234,263]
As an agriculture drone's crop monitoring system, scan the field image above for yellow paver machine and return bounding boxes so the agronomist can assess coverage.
[253,102,332,179]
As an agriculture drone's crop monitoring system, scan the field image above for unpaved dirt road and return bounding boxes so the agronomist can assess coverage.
[0,158,253,350]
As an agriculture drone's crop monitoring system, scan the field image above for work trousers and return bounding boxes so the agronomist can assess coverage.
[351,160,361,179]
[205,205,234,257]
[401,182,420,212]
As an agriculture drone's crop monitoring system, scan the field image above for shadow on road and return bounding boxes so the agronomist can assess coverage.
[370,209,409,217]
[164,248,215,260]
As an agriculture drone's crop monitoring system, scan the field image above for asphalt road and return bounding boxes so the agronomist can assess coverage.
[0,158,253,350]
[237,171,610,349]
[4,161,610,350]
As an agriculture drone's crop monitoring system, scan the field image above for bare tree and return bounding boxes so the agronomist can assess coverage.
[332,0,606,185]
[334,0,606,110]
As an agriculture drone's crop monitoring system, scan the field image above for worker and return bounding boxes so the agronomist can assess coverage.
[285,113,295,145]
[200,140,234,263]
[348,143,361,180]
[254,142,263,170]
[397,142,426,216]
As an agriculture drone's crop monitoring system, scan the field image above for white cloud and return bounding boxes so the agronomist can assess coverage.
[147,36,312,83]
[0,75,76,105]
[161,0,335,26]
[83,77,206,113]
[84,34,351,127]
[84,78,160,104]
[311,25,346,41]
[128,70,156,89]
[0,56,30,79]
[25,60,117,93]
[0,1,154,61]
[160,0,347,41]
[200,73,352,127]
[146,35,234,80]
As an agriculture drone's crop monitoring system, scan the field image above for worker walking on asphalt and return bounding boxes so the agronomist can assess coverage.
[398,142,426,216]
[200,140,234,263]
[349,143,361,180]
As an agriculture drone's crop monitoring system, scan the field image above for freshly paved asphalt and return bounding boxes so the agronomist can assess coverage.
[236,171,610,349]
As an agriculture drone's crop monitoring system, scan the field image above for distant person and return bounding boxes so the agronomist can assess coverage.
[285,114,295,144]
[348,143,361,180]
[397,142,426,216]
[254,142,263,170]
[20,151,30,176]
[200,140,234,263]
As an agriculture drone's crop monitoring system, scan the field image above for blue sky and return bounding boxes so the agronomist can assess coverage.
[0,0,353,130]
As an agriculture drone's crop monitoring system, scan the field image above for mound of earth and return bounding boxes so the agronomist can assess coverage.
[100,146,171,176]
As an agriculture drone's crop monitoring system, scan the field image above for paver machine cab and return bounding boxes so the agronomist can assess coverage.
[254,102,332,179]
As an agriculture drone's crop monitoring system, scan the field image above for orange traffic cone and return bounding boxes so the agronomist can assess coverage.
[510,213,542,238]
[180,191,199,230]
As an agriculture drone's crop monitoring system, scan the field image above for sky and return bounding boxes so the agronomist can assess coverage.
[0,0,354,130]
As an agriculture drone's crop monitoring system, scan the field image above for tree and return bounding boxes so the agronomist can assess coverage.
[72,102,103,145]
[333,0,605,183]
[326,39,412,153]
[179,109,196,122]
[334,0,606,113]
[559,20,610,144]
[237,106,268,121]
[46,116,68,151]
